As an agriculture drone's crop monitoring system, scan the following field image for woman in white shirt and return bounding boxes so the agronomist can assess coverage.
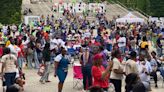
[110,50,124,92]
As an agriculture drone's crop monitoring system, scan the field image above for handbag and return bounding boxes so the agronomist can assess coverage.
[37,64,45,76]
[27,48,33,55]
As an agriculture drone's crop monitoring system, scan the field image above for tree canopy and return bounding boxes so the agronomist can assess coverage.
[107,0,164,17]
[0,0,22,24]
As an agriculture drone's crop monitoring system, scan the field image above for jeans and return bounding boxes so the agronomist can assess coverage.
[34,50,40,69]
[82,66,92,90]
[157,47,162,57]
[40,62,50,82]
[119,46,125,54]
[27,54,33,69]
[17,57,24,69]
[4,72,16,88]
[50,54,55,64]
[110,79,122,92]
[37,52,43,64]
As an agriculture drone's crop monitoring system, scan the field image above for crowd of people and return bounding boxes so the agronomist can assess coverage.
[0,7,164,92]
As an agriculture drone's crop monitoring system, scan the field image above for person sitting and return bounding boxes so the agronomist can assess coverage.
[14,77,25,91]
[137,54,152,91]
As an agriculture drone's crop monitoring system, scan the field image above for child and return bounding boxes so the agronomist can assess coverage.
[15,77,25,91]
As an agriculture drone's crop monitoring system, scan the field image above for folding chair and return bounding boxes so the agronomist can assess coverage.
[73,63,83,90]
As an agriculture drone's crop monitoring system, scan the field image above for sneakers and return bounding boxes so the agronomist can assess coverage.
[40,80,51,84]
[45,80,51,82]
[39,80,45,84]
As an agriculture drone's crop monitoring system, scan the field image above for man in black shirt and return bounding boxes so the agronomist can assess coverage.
[40,43,51,83]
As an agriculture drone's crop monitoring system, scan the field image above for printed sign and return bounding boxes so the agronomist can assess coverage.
[24,16,40,25]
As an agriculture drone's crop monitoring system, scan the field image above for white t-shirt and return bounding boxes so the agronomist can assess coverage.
[8,44,21,57]
[54,54,71,62]
[117,37,126,47]
[56,39,65,47]
[83,32,91,38]
[137,61,152,82]
[110,58,123,80]
[54,54,63,62]
[1,54,17,73]
[124,59,138,75]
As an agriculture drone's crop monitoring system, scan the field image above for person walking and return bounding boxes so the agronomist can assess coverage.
[26,39,34,69]
[1,48,18,88]
[54,47,70,92]
[40,43,51,83]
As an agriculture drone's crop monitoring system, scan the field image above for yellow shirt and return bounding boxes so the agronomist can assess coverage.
[140,41,148,49]
[6,40,11,47]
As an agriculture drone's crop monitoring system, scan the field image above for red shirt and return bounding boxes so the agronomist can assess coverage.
[0,47,3,57]
[92,65,109,88]
[18,44,24,57]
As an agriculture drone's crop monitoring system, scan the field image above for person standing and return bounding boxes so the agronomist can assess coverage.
[117,34,126,54]
[110,50,124,92]
[92,53,113,91]
[17,40,24,70]
[40,43,51,83]
[54,47,70,92]
[1,48,18,88]
[156,34,163,57]
[139,36,149,58]
[80,47,93,90]
[124,51,138,75]
[26,38,35,69]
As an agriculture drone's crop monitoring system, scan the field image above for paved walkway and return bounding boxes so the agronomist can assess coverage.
[1,65,164,92]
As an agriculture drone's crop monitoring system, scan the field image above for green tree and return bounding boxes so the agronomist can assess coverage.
[108,0,164,17]
[0,0,22,24]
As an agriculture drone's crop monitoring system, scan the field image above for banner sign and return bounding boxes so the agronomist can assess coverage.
[52,3,105,13]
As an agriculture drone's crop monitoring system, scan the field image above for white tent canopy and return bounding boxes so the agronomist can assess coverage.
[116,12,145,23]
